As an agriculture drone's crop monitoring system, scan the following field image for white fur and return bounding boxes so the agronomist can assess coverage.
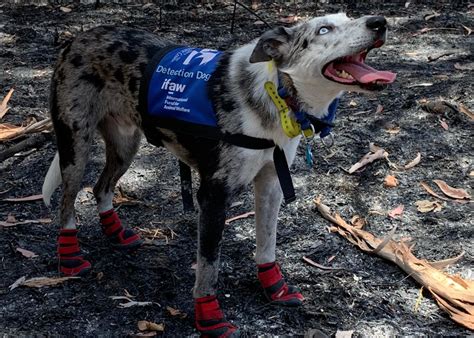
[42,152,62,207]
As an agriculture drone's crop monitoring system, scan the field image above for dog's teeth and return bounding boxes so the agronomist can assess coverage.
[335,69,354,80]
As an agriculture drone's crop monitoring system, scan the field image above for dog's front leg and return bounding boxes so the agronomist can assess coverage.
[253,152,304,307]
[193,179,239,337]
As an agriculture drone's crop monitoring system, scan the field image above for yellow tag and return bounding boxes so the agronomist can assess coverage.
[264,81,300,138]
[267,60,275,73]
[302,128,314,138]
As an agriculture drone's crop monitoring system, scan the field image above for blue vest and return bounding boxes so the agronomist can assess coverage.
[146,47,223,127]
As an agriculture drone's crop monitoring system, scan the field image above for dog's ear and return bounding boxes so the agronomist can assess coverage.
[249,26,292,63]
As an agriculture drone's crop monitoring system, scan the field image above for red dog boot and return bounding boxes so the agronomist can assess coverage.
[257,262,304,306]
[58,229,91,276]
[195,295,239,338]
[99,209,143,250]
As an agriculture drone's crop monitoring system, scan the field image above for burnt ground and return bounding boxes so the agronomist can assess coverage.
[0,2,473,337]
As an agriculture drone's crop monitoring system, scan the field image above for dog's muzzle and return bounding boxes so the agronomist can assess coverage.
[322,16,396,91]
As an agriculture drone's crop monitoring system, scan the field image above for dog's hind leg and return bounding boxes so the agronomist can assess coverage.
[253,163,304,307]
[93,116,143,250]
[193,179,239,337]
[50,87,95,276]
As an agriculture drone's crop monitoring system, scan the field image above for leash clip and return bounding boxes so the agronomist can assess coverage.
[320,132,335,148]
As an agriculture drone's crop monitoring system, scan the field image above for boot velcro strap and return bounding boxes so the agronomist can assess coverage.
[58,245,81,255]
[258,263,283,288]
[100,210,120,224]
[99,209,114,218]
[195,296,224,321]
[58,236,79,245]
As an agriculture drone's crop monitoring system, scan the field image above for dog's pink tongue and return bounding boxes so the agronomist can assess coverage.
[335,61,396,84]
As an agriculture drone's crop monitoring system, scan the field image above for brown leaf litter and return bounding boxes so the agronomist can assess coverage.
[314,197,474,330]
[9,276,80,290]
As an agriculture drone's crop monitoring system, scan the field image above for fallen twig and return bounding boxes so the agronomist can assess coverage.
[428,52,454,62]
[225,211,255,225]
[9,276,79,290]
[110,296,158,308]
[302,256,341,271]
[348,144,388,174]
[0,118,52,142]
[0,133,49,162]
[0,218,51,227]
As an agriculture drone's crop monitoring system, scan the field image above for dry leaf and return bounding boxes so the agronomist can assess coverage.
[0,118,52,142]
[388,205,404,218]
[0,88,14,119]
[440,119,449,130]
[384,125,401,134]
[0,217,51,227]
[424,12,440,21]
[60,6,72,12]
[415,200,443,213]
[167,306,187,318]
[461,25,472,36]
[0,123,25,140]
[225,211,255,225]
[433,180,471,200]
[9,276,79,290]
[404,153,421,170]
[349,100,358,107]
[278,15,298,24]
[137,321,164,332]
[16,247,38,258]
[134,332,157,337]
[454,63,474,71]
[375,104,384,114]
[314,198,474,330]
[113,186,140,206]
[458,104,474,120]
[302,256,340,271]
[350,215,366,229]
[2,194,43,202]
[349,144,388,174]
[384,175,399,188]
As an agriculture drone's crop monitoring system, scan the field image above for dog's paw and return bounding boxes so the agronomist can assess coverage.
[257,262,305,306]
[58,229,92,276]
[195,295,239,338]
[99,209,143,250]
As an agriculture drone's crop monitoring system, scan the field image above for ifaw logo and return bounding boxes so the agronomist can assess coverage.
[161,78,186,93]
[182,49,220,66]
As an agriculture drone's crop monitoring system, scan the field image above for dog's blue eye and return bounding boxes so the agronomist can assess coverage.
[318,27,331,35]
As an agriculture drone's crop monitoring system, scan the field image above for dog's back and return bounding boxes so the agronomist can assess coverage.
[44,26,168,224]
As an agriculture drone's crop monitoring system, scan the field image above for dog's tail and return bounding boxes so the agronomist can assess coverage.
[42,152,62,206]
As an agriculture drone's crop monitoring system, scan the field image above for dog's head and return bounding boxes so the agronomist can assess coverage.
[250,13,396,106]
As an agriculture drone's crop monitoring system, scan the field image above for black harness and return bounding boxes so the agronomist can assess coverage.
[138,46,335,210]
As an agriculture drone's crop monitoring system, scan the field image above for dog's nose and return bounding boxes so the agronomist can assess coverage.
[366,16,387,31]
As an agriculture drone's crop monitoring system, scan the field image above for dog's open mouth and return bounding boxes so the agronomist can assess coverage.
[323,44,396,90]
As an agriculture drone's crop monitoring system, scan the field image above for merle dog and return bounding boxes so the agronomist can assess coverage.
[42,13,395,337]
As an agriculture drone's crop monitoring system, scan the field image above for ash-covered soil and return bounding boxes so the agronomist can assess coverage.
[0,2,473,337]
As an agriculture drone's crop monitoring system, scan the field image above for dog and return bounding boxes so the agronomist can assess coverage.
[42,13,395,337]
